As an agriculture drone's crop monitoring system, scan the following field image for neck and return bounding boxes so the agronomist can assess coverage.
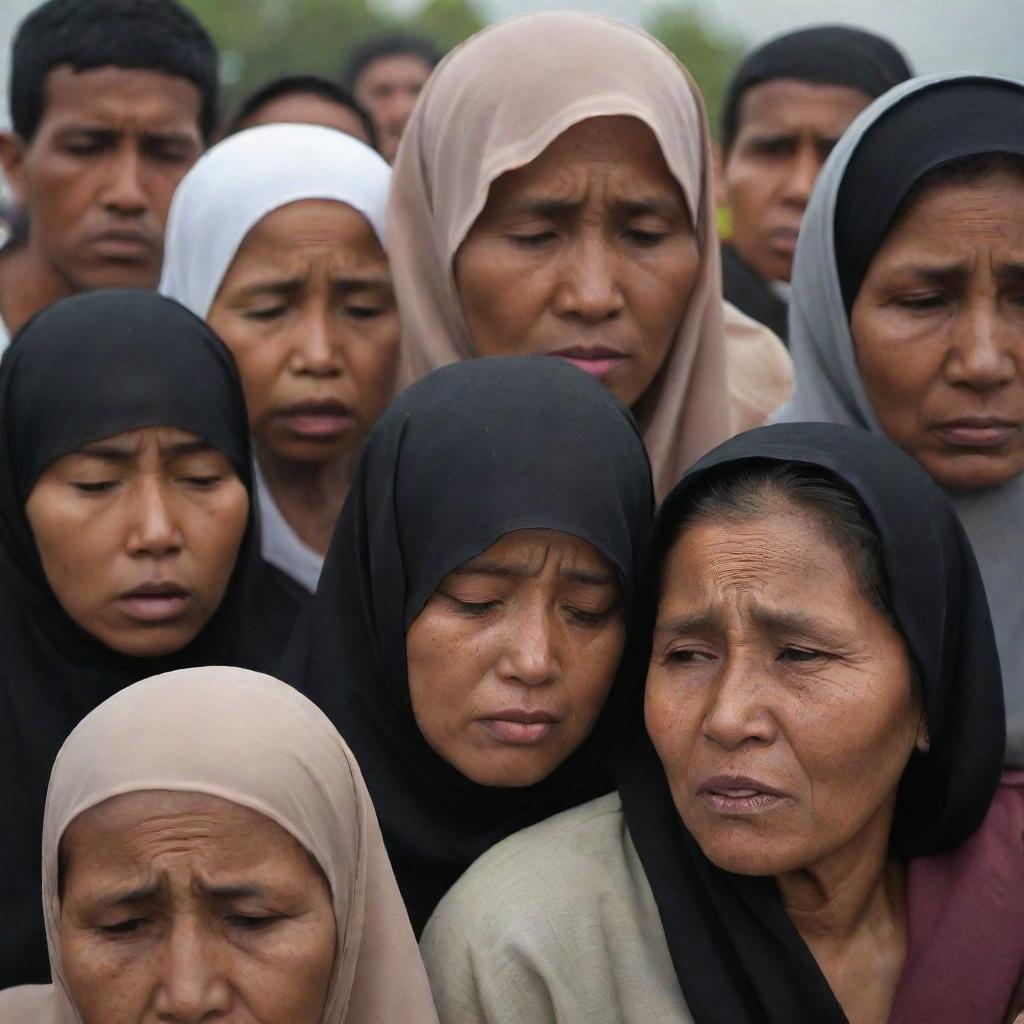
[0,238,75,335]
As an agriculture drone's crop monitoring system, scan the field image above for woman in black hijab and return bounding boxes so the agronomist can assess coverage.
[0,290,305,988]
[420,422,1020,1024]
[287,356,653,932]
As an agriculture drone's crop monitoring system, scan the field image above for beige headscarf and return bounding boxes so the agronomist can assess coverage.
[0,667,438,1024]
[388,10,735,499]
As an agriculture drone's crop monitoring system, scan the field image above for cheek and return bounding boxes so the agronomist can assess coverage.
[187,485,250,598]
[28,502,117,607]
[406,615,489,730]
[345,331,401,416]
[62,932,148,1024]
[644,671,701,772]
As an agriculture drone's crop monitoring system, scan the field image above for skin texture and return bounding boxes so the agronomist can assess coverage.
[353,53,433,162]
[406,529,625,787]
[455,115,698,409]
[721,79,871,283]
[60,791,337,1024]
[852,170,1024,491]
[646,508,927,1024]
[231,93,372,145]
[207,199,399,554]
[0,66,203,335]
[25,426,249,658]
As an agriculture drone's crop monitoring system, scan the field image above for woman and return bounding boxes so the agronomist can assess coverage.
[0,290,304,988]
[160,122,398,591]
[287,356,653,931]
[387,11,792,500]
[0,666,438,1022]
[422,423,1022,1024]
[776,74,1024,764]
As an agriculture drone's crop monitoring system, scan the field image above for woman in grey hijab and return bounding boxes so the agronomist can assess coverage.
[776,73,1024,765]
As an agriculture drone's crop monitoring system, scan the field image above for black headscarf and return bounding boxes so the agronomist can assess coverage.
[286,356,654,932]
[834,77,1024,311]
[619,421,1006,1024]
[0,290,306,988]
[721,25,912,151]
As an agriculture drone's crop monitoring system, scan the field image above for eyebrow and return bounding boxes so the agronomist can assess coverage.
[505,195,683,220]
[96,882,265,908]
[234,274,391,299]
[654,606,846,643]
[454,559,617,586]
[98,882,159,908]
[54,125,198,145]
[76,439,216,461]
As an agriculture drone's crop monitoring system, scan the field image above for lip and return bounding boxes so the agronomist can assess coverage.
[548,346,627,381]
[116,581,191,623]
[276,399,354,439]
[89,229,154,259]
[766,227,800,255]
[479,709,559,745]
[696,774,791,815]
[933,418,1021,449]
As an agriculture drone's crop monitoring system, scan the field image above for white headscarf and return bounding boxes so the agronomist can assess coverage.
[775,73,1024,766]
[159,123,391,318]
[0,667,439,1023]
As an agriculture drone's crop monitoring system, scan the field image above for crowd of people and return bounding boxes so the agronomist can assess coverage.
[0,0,1020,1022]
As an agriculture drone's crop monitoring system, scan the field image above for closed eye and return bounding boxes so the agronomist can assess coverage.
[778,646,828,663]
[72,480,118,494]
[101,918,146,936]
[226,914,280,931]
[509,231,556,247]
[446,595,502,616]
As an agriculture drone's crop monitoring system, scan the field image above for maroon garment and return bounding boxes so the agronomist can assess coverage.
[891,772,1024,1024]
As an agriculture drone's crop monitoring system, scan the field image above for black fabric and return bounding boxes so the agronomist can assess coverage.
[721,243,789,342]
[721,25,911,151]
[834,77,1024,312]
[286,356,653,932]
[619,421,1006,1024]
[0,290,306,988]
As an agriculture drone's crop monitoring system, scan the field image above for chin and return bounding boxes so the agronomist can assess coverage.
[99,624,203,659]
[923,451,1024,492]
[461,754,558,789]
[693,829,805,877]
[72,260,160,293]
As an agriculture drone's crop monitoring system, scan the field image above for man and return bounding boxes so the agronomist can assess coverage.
[0,0,218,349]
[345,32,440,162]
[718,26,911,342]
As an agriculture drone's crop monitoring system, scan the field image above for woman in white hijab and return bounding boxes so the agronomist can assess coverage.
[161,123,398,591]
[776,73,1024,765]
[0,666,438,1023]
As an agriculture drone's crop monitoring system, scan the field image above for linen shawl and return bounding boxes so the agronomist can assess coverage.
[619,422,1009,1024]
[0,667,438,1024]
[286,356,654,932]
[387,11,733,500]
[775,74,1024,765]
[0,291,304,988]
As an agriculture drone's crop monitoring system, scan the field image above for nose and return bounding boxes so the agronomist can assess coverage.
[551,231,625,324]
[945,301,1017,392]
[126,479,184,559]
[700,655,775,750]
[289,308,343,378]
[779,143,820,209]
[102,145,149,216]
[496,599,561,687]
[154,919,232,1021]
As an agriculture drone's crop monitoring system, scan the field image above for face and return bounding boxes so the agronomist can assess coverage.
[207,200,400,467]
[0,66,203,292]
[851,171,1024,491]
[25,426,249,658]
[406,529,626,787]
[60,790,337,1024]
[353,54,433,161]
[722,79,871,283]
[645,509,926,877]
[234,93,372,146]
[455,116,698,409]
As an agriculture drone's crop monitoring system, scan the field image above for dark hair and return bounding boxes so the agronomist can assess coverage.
[343,32,442,90]
[225,74,377,149]
[10,0,219,143]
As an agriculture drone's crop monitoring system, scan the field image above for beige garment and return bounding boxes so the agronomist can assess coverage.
[0,667,438,1024]
[723,301,793,433]
[421,792,693,1024]
[387,11,732,500]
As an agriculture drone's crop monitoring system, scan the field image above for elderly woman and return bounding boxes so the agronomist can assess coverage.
[160,123,398,591]
[776,74,1024,765]
[387,11,792,500]
[0,666,438,1022]
[421,423,1023,1024]
[0,290,304,989]
[287,357,653,932]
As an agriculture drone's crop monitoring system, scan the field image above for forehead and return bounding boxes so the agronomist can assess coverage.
[77,425,205,452]
[243,94,370,143]
[736,78,871,138]
[359,53,433,87]
[464,528,616,573]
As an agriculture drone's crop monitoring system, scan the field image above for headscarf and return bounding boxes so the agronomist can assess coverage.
[387,11,732,500]
[619,421,1010,1024]
[0,290,305,988]
[159,122,392,318]
[0,667,439,1024]
[286,356,654,931]
[775,74,1024,765]
[720,25,912,151]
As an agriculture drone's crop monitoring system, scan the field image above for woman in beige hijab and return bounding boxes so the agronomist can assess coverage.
[0,666,438,1024]
[388,10,791,498]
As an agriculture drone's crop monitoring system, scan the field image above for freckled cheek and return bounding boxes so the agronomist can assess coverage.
[644,676,701,770]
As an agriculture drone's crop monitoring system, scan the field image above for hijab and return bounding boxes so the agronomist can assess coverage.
[387,11,732,500]
[619,421,1010,1024]
[0,290,304,988]
[286,356,654,931]
[0,667,439,1024]
[775,74,1024,765]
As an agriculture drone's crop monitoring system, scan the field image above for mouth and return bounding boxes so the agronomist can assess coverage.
[116,582,191,623]
[547,346,627,381]
[696,774,790,815]
[766,227,800,256]
[275,399,354,440]
[479,709,559,745]
[89,229,154,260]
[932,417,1022,449]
